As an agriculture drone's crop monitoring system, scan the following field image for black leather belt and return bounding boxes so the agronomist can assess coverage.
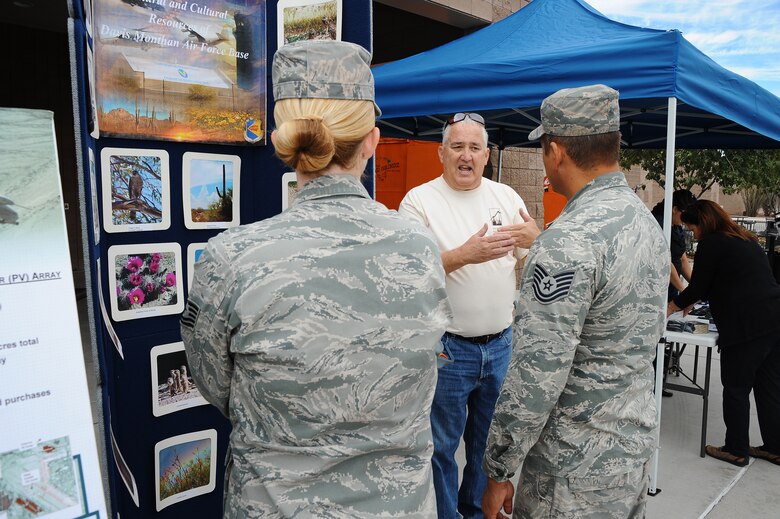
[444,331,503,345]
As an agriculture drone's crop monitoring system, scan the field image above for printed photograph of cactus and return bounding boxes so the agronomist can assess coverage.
[155,430,217,511]
[108,243,184,322]
[183,152,240,229]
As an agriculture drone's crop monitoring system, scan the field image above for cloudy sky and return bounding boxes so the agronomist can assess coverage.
[188,159,233,210]
[586,0,780,97]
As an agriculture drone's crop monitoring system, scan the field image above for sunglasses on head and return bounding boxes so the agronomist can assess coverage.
[443,112,485,130]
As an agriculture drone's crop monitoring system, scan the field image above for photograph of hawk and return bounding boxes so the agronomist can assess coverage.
[129,170,144,220]
[129,170,144,200]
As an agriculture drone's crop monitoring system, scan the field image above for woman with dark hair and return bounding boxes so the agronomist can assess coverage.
[652,189,696,300]
[652,189,696,397]
[668,200,780,467]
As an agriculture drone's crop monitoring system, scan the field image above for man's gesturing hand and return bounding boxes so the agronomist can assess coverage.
[442,224,515,274]
[498,208,541,249]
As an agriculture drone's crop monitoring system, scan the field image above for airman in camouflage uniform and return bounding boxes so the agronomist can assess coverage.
[482,85,669,518]
[272,40,381,116]
[181,41,451,518]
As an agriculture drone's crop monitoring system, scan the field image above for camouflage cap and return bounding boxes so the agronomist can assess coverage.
[272,40,381,116]
[528,84,620,140]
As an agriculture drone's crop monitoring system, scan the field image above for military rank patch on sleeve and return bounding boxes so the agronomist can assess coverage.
[180,300,200,330]
[532,264,575,304]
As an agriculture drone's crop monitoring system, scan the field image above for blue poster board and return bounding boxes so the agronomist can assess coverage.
[68,1,374,516]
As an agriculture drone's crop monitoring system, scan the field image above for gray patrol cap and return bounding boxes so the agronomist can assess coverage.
[272,40,381,116]
[528,84,620,140]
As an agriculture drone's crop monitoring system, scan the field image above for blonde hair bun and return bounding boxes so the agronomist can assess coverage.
[274,117,335,174]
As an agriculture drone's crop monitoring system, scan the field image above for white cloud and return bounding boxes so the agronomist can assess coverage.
[584,0,780,96]
[190,185,218,210]
[685,31,740,47]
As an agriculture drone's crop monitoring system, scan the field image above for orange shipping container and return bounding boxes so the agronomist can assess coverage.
[375,138,441,210]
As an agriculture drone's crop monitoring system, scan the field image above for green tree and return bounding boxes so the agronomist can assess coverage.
[621,148,780,215]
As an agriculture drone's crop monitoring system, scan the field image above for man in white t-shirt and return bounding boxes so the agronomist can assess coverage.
[399,112,540,519]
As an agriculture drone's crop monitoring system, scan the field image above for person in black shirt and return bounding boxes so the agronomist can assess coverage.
[669,200,780,467]
[651,189,696,300]
[653,189,696,397]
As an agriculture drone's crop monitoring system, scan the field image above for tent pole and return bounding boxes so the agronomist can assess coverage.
[662,98,677,245]
[649,96,677,497]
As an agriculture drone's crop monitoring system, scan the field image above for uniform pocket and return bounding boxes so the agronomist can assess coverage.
[567,471,631,492]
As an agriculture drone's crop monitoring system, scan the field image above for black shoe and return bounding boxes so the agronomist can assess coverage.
[662,389,673,397]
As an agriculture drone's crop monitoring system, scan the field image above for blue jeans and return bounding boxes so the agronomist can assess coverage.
[431,326,512,519]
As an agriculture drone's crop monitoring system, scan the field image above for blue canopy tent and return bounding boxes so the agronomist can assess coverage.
[374,0,780,150]
[373,0,780,496]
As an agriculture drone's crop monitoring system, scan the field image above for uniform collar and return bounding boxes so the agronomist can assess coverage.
[565,172,627,207]
[292,174,371,205]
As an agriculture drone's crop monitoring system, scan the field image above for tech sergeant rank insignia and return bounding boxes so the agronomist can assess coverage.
[532,264,575,304]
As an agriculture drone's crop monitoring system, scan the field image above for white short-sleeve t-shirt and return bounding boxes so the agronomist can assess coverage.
[399,176,529,337]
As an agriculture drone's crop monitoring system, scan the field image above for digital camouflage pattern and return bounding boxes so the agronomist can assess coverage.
[528,84,620,139]
[483,173,668,516]
[181,174,451,518]
[514,462,649,518]
[272,40,381,116]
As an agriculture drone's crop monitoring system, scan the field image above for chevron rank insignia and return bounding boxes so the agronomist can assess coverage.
[180,300,200,330]
[531,264,575,304]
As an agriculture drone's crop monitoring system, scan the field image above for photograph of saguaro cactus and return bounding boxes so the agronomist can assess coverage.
[182,152,240,229]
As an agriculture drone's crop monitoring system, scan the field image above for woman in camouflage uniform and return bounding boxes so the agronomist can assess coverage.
[181,40,451,518]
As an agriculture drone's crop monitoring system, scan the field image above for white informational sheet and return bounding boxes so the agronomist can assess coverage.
[0,108,107,518]
[88,147,100,245]
[96,259,123,358]
[110,425,139,507]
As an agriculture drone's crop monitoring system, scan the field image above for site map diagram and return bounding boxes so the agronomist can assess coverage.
[0,437,80,518]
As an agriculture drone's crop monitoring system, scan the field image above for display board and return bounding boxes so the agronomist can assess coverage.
[0,108,107,519]
[68,0,375,516]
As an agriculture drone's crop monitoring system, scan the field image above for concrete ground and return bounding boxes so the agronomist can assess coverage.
[648,346,780,519]
[456,345,780,518]
[79,293,780,518]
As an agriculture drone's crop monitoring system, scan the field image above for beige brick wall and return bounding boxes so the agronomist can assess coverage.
[490,0,531,20]
[491,147,545,228]
[427,0,529,22]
